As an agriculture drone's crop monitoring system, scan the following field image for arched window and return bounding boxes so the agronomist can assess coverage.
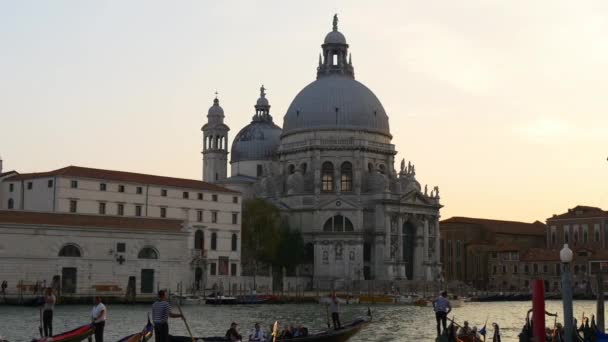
[211,232,217,250]
[288,164,295,174]
[340,162,353,192]
[323,215,354,232]
[231,233,238,251]
[138,247,158,259]
[378,164,386,174]
[7,198,14,209]
[194,230,204,250]
[300,163,307,175]
[59,244,82,257]
[321,162,334,192]
[368,163,374,173]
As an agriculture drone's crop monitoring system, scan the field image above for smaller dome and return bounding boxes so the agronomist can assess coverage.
[231,121,282,162]
[256,97,269,107]
[208,98,224,117]
[324,31,346,45]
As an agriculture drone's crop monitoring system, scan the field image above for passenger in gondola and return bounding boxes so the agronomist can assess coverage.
[457,321,472,336]
[298,326,308,337]
[470,326,481,342]
[491,322,501,342]
[226,322,242,342]
[248,323,266,342]
[280,325,293,339]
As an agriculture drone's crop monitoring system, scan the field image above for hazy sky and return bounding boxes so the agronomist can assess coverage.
[1,1,607,222]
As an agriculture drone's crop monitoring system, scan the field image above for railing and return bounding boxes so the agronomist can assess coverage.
[279,138,395,152]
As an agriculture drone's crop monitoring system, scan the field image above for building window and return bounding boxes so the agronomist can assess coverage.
[9,183,14,192]
[533,264,538,273]
[595,224,601,243]
[218,257,229,275]
[231,233,237,251]
[212,194,218,202]
[456,241,461,258]
[551,226,556,246]
[198,193,203,200]
[232,213,238,224]
[27,182,33,190]
[136,187,143,194]
[212,211,218,223]
[211,232,217,250]
[69,200,77,213]
[231,263,237,276]
[47,179,53,188]
[340,162,353,192]
[194,230,204,250]
[118,185,125,193]
[160,207,166,218]
[100,183,107,191]
[321,162,334,192]
[210,263,217,275]
[71,180,78,188]
[256,164,263,177]
[502,265,506,274]
[161,189,167,197]
[323,215,354,232]
[183,191,189,199]
[7,198,14,209]
[99,202,106,215]
[59,244,82,257]
[524,265,529,273]
[232,196,238,203]
[138,247,158,259]
[583,224,589,244]
[564,225,570,244]
[117,243,126,253]
[543,264,548,273]
[135,205,142,217]
[513,265,518,274]
[117,204,124,216]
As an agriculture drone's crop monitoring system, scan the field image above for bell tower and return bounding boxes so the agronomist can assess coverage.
[202,94,229,182]
[317,14,354,79]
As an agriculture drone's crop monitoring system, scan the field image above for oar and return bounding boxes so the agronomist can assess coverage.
[325,304,331,329]
[272,321,278,342]
[176,303,194,342]
[38,306,43,337]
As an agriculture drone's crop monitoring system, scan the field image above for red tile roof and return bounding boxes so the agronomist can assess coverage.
[0,210,184,232]
[5,166,238,194]
[548,205,608,220]
[441,216,546,236]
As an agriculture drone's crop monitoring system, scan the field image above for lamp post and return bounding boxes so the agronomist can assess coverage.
[561,244,574,342]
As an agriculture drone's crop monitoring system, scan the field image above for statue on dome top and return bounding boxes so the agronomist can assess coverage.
[333,14,338,31]
[260,85,266,98]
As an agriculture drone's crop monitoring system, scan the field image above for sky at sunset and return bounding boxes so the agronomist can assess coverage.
[1,1,607,222]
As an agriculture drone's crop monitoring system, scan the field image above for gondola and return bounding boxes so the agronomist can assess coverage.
[169,317,371,342]
[117,319,154,342]
[31,324,94,342]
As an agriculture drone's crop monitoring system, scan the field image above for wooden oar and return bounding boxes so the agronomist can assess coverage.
[38,306,43,337]
[176,303,194,342]
[325,304,331,328]
[272,321,278,342]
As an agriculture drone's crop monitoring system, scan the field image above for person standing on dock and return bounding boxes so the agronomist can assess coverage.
[151,290,183,342]
[42,287,56,337]
[432,291,452,336]
[90,296,106,342]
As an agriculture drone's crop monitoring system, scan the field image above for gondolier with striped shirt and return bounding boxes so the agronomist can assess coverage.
[432,291,452,337]
[151,290,182,342]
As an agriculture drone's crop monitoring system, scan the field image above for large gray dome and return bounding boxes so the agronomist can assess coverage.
[231,120,282,162]
[282,75,390,137]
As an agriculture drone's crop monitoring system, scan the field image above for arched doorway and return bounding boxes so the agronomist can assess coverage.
[195,267,203,291]
[403,222,416,280]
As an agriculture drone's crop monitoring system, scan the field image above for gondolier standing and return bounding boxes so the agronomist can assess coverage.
[432,291,452,336]
[329,293,341,329]
[90,296,106,342]
[151,290,183,342]
[42,287,56,337]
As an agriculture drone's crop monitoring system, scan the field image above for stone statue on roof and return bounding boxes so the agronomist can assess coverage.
[333,14,338,31]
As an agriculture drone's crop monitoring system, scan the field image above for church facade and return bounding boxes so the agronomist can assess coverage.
[202,16,442,286]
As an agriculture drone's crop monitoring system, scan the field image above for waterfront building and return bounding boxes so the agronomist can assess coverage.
[0,165,242,293]
[440,216,546,290]
[0,210,188,299]
[489,205,608,293]
[204,15,442,287]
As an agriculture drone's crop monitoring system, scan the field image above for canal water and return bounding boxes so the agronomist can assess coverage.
[0,300,604,341]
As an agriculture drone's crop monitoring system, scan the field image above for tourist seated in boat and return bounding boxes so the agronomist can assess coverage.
[226,322,243,342]
[279,325,293,339]
[248,322,266,342]
[457,321,472,336]
[293,325,308,337]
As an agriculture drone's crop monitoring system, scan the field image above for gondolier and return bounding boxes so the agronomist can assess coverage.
[90,296,106,342]
[151,290,182,342]
[42,288,56,337]
[433,291,452,337]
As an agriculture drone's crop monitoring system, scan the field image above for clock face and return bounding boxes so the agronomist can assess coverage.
[336,200,341,207]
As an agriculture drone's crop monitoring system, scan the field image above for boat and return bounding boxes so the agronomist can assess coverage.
[32,324,94,342]
[170,315,371,342]
[358,294,395,304]
[318,295,359,305]
[205,293,237,305]
[172,294,205,305]
[117,320,154,342]
[236,294,276,304]
[413,298,433,307]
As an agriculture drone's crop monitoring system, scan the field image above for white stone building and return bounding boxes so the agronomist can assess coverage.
[0,210,188,298]
[203,16,443,287]
[0,165,242,292]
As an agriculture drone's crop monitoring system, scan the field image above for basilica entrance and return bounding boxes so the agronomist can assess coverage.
[403,222,415,280]
[61,267,77,294]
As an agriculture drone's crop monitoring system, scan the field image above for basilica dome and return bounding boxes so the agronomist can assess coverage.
[231,86,282,162]
[282,75,390,137]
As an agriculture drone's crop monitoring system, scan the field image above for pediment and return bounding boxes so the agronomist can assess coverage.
[318,197,359,210]
[400,190,434,205]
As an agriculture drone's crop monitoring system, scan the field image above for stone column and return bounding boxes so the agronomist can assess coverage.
[423,218,431,280]
[397,215,405,278]
[413,221,424,280]
[435,217,441,264]
[313,151,321,195]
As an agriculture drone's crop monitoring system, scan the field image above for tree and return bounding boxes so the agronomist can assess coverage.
[241,198,281,290]
[274,225,306,275]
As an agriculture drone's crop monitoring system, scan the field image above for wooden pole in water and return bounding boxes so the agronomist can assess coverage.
[532,279,545,342]
[597,272,605,332]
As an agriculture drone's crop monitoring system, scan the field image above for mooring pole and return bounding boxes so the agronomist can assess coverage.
[598,272,605,332]
[532,279,546,342]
